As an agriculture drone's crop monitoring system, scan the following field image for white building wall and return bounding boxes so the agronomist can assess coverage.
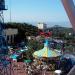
[37,23,47,30]
[4,28,18,35]
[4,28,18,44]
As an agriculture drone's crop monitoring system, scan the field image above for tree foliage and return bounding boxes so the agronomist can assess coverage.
[5,22,38,44]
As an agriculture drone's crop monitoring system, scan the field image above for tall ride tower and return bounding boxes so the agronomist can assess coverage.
[0,0,8,55]
[0,1,11,75]
[0,0,6,35]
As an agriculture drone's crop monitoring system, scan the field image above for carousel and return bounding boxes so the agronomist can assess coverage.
[33,39,61,58]
[33,39,62,71]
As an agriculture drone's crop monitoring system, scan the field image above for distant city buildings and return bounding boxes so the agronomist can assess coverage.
[37,23,47,30]
[4,28,18,44]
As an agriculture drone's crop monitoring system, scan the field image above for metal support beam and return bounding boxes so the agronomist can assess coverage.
[61,0,75,31]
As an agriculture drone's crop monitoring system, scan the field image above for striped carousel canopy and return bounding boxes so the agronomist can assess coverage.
[33,39,61,58]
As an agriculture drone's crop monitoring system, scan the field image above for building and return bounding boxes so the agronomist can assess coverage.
[37,23,47,30]
[4,28,18,44]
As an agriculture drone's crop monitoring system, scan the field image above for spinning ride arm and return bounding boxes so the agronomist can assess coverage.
[61,0,75,31]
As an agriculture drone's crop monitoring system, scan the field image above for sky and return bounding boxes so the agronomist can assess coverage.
[4,0,75,27]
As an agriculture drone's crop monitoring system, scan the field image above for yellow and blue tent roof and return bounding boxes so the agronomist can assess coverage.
[33,39,61,58]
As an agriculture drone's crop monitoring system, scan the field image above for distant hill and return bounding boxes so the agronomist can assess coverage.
[47,25,74,33]
[46,25,75,39]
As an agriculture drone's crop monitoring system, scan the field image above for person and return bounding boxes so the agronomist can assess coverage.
[66,58,73,73]
[60,58,73,74]
[61,43,65,54]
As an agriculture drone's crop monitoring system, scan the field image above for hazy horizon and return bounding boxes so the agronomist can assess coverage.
[4,0,75,27]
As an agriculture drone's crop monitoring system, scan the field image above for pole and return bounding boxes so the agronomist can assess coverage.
[61,0,75,31]
[9,0,11,22]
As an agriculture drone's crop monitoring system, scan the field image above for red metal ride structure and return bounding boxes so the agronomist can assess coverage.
[39,31,52,37]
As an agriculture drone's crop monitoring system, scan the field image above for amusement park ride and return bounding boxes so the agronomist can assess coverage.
[61,0,75,31]
[0,0,12,75]
[0,0,75,75]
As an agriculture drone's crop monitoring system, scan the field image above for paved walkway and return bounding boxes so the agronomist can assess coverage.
[11,62,27,75]
[0,61,27,75]
[0,61,55,75]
